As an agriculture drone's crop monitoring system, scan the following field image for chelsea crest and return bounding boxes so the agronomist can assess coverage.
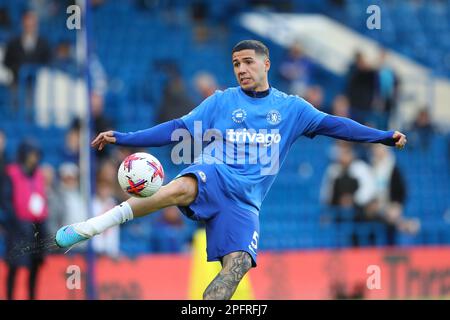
[266,110,281,125]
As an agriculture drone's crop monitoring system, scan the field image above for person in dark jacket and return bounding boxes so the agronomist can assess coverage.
[4,139,48,300]
[3,10,51,85]
[157,66,195,124]
[346,52,378,125]
[3,10,51,114]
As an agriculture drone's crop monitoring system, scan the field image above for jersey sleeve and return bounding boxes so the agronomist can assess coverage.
[180,91,219,137]
[114,119,186,147]
[292,97,327,139]
[311,115,396,146]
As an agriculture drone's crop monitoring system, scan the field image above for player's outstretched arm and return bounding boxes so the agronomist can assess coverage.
[312,115,407,149]
[91,118,186,151]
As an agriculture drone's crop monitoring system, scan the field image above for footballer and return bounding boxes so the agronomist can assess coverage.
[55,40,407,300]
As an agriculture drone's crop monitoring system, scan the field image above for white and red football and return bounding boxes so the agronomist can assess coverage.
[117,152,164,198]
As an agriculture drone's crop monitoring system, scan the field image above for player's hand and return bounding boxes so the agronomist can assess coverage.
[392,131,407,149]
[91,130,116,151]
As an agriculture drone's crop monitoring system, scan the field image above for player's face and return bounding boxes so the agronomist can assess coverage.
[232,49,270,91]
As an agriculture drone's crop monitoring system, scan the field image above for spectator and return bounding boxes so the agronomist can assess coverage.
[3,10,51,83]
[193,71,218,102]
[321,142,377,214]
[3,10,51,112]
[40,163,64,236]
[91,92,114,162]
[89,53,108,97]
[51,40,78,75]
[62,120,81,163]
[320,142,378,246]
[304,85,327,111]
[191,0,210,43]
[92,170,120,258]
[96,158,119,189]
[409,108,435,150]
[157,68,194,123]
[92,92,113,135]
[150,206,193,253]
[375,50,399,130]
[331,95,351,118]
[368,144,419,244]
[0,7,11,29]
[4,139,48,300]
[58,162,86,230]
[279,42,314,96]
[345,51,378,125]
[370,144,406,214]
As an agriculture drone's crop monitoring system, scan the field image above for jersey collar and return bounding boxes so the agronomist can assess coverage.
[240,86,271,98]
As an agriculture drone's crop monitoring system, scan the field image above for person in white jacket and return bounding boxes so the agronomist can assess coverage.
[321,141,377,211]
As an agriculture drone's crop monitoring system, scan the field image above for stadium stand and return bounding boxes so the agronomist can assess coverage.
[0,0,449,258]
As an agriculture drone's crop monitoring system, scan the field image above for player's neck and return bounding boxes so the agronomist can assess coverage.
[241,84,271,98]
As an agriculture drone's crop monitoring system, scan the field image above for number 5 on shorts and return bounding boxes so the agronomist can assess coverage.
[248,231,259,254]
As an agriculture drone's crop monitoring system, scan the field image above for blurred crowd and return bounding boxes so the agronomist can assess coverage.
[320,141,420,246]
[0,3,438,135]
[278,41,440,143]
[0,0,448,300]
[278,41,428,246]
[279,42,400,130]
[0,125,196,299]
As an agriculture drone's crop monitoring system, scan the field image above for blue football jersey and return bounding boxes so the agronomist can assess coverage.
[180,86,326,214]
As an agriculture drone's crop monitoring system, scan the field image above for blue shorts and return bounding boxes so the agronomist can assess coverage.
[176,163,259,267]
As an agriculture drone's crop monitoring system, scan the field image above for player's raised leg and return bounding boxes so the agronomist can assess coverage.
[55,176,198,248]
[203,251,253,300]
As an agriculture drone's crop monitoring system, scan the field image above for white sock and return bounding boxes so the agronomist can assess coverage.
[74,201,134,238]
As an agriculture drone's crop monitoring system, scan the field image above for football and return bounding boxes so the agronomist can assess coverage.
[117,152,164,198]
